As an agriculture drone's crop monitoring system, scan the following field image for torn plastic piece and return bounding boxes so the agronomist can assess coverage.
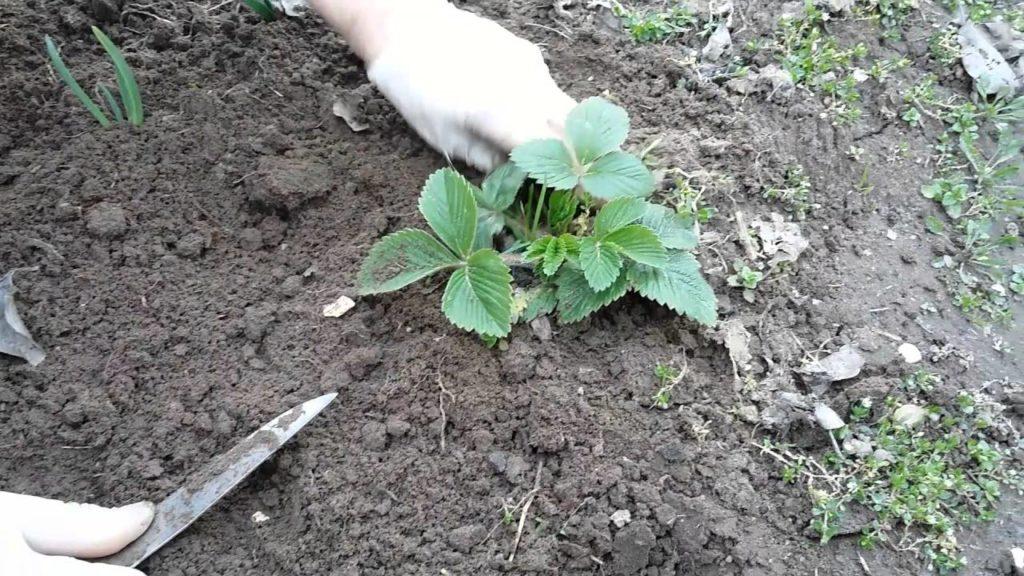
[0,269,46,366]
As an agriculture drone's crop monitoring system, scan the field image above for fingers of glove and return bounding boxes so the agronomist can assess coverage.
[468,91,576,154]
[459,132,508,173]
[28,553,147,576]
[0,492,154,559]
[0,523,146,576]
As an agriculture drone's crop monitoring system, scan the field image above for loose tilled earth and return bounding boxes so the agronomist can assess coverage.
[1,0,1021,574]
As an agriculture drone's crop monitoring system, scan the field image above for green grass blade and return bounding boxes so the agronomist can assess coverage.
[242,0,276,21]
[97,84,124,123]
[44,35,110,127]
[91,26,143,126]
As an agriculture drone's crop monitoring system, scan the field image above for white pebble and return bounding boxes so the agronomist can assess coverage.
[252,511,270,524]
[322,295,356,317]
[897,343,922,364]
[610,509,632,528]
[814,404,846,431]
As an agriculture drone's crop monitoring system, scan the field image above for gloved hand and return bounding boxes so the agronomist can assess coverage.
[0,491,154,575]
[310,0,577,172]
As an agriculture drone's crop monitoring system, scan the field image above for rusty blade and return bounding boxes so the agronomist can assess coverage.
[100,393,337,568]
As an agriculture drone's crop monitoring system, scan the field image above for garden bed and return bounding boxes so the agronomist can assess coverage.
[1,0,1021,574]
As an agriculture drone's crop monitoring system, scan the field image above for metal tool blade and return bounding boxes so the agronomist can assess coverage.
[101,393,337,568]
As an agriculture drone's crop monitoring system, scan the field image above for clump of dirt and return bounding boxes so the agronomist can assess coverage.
[1,0,1020,575]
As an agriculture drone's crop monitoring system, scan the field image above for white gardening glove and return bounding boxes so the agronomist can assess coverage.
[0,491,154,575]
[310,0,577,172]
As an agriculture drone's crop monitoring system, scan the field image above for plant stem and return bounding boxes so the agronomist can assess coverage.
[532,186,548,234]
[500,253,530,268]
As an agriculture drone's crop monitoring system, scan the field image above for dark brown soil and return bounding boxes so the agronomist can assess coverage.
[1,1,1021,575]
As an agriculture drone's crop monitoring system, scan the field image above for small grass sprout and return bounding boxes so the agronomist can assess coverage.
[242,0,277,21]
[44,27,143,127]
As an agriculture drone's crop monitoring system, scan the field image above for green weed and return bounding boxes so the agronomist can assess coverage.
[612,2,696,43]
[727,260,763,290]
[776,3,869,124]
[651,362,682,409]
[928,27,962,66]
[764,165,812,218]
[757,387,1022,574]
[243,0,276,21]
[913,84,1023,325]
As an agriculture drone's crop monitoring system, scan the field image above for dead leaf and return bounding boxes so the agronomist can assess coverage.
[718,319,752,371]
[332,90,369,132]
[751,213,809,267]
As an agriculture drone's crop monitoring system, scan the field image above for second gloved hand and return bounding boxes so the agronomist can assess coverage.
[0,491,154,575]
[311,0,577,172]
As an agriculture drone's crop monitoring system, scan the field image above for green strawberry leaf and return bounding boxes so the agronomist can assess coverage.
[514,284,558,323]
[556,266,630,323]
[542,235,569,276]
[604,224,667,268]
[479,162,527,211]
[579,237,623,291]
[358,229,461,294]
[419,168,478,258]
[581,151,655,199]
[641,203,698,250]
[474,209,506,250]
[594,197,648,237]
[628,251,717,325]
[510,139,579,190]
[566,97,629,164]
[441,249,513,337]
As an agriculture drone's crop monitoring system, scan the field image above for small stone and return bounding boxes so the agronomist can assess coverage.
[893,404,927,428]
[448,524,485,553]
[322,295,356,318]
[88,0,122,22]
[85,202,127,239]
[842,437,872,457]
[1009,547,1023,574]
[530,316,552,341]
[897,343,922,364]
[611,522,655,575]
[503,455,530,484]
[249,157,331,211]
[238,228,263,251]
[873,448,895,462]
[278,275,303,298]
[243,304,275,342]
[251,511,270,524]
[140,459,164,479]
[385,417,411,437]
[175,232,206,259]
[360,421,387,451]
[487,451,509,473]
[610,509,632,528]
[736,405,759,424]
[814,404,845,430]
[886,229,898,240]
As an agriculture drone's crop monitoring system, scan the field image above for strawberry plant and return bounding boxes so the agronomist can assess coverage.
[358,97,717,339]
